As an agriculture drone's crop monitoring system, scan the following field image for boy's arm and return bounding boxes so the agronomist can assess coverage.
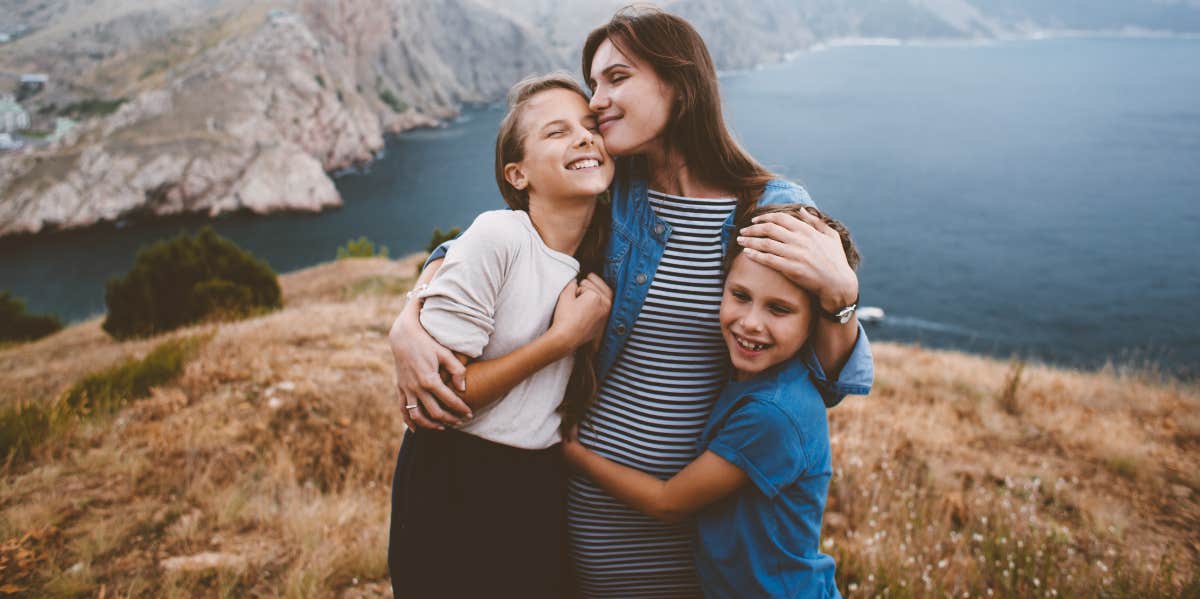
[563,440,748,524]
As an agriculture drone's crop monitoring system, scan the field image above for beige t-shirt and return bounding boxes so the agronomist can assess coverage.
[419,209,578,449]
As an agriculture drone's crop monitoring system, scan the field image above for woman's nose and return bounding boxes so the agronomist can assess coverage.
[589,89,609,112]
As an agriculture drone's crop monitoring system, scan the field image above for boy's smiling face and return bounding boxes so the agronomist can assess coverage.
[720,253,814,380]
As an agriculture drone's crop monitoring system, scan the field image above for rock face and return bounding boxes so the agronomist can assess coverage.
[0,0,555,237]
[3,0,1200,238]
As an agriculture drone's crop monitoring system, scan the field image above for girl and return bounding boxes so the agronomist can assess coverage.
[387,73,615,599]
[563,204,860,599]
[391,7,875,597]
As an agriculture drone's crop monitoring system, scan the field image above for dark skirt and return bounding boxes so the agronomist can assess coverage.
[388,428,568,599]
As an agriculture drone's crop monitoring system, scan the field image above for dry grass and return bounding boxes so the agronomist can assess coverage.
[0,251,1196,597]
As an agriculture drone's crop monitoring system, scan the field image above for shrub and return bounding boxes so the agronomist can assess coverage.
[336,236,389,260]
[56,336,201,425]
[379,89,407,113]
[0,292,62,343]
[425,227,461,253]
[102,227,281,339]
[0,401,51,462]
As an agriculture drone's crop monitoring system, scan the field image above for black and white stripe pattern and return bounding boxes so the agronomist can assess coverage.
[568,190,737,598]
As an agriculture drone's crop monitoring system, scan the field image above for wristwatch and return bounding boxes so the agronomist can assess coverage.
[818,296,858,324]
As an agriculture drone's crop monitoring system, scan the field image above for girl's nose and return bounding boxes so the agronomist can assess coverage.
[576,128,595,147]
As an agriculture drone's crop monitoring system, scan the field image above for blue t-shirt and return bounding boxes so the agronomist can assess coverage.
[695,357,841,599]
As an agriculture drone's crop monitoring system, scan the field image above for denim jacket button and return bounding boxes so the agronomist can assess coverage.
[616,324,628,335]
[635,273,647,284]
[653,223,665,235]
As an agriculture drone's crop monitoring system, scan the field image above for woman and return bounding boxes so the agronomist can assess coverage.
[389,7,873,598]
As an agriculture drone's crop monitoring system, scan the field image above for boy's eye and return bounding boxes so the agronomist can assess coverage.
[730,290,750,302]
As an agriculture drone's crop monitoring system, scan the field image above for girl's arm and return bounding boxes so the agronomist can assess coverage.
[449,275,612,411]
[563,437,748,524]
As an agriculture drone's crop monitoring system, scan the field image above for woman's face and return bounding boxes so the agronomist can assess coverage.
[587,38,675,157]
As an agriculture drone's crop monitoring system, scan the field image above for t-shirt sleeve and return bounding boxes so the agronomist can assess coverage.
[418,211,523,358]
[706,398,810,499]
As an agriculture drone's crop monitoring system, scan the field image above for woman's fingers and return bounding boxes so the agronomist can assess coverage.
[398,389,417,431]
[404,391,444,431]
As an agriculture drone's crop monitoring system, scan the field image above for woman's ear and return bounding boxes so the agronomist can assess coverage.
[504,163,528,191]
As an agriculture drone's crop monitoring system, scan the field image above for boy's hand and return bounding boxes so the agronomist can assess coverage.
[562,425,589,469]
[737,211,858,313]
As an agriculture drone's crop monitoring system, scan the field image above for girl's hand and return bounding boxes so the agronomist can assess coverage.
[737,211,859,313]
[550,274,613,351]
[389,301,472,431]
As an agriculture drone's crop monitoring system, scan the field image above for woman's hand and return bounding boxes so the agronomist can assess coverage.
[550,273,613,351]
[389,300,472,431]
[737,210,859,313]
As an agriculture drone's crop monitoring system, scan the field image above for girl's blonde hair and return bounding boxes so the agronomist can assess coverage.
[492,72,611,430]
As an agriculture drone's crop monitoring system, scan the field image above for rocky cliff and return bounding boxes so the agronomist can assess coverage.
[2,0,1199,238]
[0,0,555,237]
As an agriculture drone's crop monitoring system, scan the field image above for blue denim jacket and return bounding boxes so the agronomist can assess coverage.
[426,157,874,406]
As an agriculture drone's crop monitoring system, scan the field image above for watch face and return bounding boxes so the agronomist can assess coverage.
[835,306,856,324]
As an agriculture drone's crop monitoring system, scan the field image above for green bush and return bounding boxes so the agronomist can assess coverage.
[57,336,200,424]
[337,236,389,260]
[0,401,51,462]
[0,291,62,343]
[379,89,408,113]
[426,227,461,253]
[0,336,203,462]
[102,227,281,339]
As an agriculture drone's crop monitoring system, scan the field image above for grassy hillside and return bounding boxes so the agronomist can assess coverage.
[0,254,1196,597]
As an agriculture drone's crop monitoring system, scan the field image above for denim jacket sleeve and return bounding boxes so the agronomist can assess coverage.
[801,322,874,407]
[422,240,453,271]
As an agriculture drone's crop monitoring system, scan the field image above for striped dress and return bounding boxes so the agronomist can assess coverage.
[568,190,737,598]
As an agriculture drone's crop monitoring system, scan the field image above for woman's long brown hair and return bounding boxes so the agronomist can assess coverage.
[492,73,610,430]
[582,5,777,223]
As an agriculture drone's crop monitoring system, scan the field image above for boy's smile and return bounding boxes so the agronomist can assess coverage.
[720,254,814,381]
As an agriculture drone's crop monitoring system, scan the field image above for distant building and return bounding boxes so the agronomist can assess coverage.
[0,96,30,133]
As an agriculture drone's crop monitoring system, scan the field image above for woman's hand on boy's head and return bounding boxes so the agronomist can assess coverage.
[737,211,859,311]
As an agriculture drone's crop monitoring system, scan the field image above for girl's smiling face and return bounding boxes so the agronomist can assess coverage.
[720,254,814,380]
[586,38,675,157]
[504,87,614,201]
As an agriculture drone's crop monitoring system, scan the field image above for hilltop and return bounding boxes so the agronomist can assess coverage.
[0,254,1196,596]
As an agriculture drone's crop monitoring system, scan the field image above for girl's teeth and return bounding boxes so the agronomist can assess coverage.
[570,159,598,170]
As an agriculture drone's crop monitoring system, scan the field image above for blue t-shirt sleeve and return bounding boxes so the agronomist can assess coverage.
[706,398,809,499]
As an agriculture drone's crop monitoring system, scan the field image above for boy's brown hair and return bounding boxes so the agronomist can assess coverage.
[724,204,860,274]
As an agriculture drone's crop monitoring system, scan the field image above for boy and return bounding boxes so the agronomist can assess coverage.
[563,204,861,599]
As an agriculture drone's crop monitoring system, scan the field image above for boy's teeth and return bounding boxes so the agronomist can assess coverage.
[736,336,766,351]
